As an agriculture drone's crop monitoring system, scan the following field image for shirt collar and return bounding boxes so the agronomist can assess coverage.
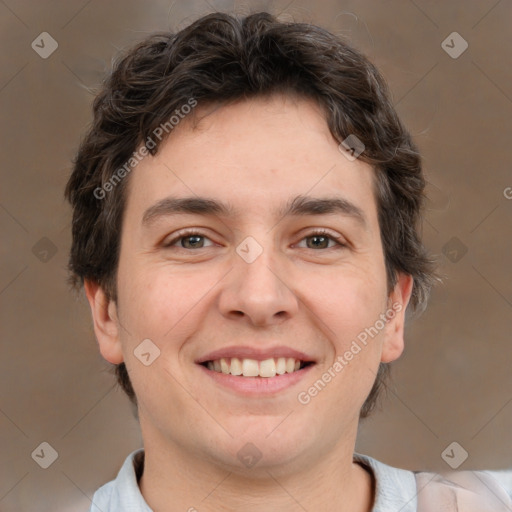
[90,448,152,512]
[353,452,417,512]
[91,449,418,512]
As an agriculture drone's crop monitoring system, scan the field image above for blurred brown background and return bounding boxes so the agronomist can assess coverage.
[1,0,511,510]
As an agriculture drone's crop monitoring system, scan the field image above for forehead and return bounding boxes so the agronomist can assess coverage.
[123,94,378,227]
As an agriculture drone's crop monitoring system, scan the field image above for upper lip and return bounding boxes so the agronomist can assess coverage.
[195,345,316,364]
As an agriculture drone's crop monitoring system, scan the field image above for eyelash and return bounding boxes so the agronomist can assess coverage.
[163,228,347,251]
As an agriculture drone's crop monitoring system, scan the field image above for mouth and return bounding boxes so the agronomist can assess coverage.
[199,357,315,378]
[195,346,317,394]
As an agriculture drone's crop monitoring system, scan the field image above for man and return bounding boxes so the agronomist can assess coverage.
[65,11,512,512]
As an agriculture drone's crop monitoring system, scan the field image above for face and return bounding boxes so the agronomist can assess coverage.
[86,94,412,474]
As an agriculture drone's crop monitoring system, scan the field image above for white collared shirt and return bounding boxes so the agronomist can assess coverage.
[89,449,512,511]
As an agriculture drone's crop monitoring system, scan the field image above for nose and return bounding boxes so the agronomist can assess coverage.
[217,239,300,327]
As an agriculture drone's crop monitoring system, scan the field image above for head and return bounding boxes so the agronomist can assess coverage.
[66,11,436,465]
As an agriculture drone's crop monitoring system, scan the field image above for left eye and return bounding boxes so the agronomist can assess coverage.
[164,230,345,250]
[296,230,345,250]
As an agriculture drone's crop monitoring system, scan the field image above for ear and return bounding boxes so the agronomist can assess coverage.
[84,280,124,364]
[381,273,414,363]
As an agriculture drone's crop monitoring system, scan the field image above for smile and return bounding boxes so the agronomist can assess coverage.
[197,359,316,396]
[201,357,313,378]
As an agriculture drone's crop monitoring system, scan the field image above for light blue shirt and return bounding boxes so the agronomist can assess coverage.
[89,449,512,511]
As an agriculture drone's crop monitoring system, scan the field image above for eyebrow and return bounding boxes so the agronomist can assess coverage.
[141,194,368,228]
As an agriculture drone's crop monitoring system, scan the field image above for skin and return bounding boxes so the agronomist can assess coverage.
[85,94,413,512]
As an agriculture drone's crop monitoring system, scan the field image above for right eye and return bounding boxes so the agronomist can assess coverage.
[163,230,215,250]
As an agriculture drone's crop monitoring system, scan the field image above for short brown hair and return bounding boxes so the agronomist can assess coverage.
[65,11,437,418]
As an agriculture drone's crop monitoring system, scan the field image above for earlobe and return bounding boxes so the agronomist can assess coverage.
[84,280,124,364]
[381,273,414,363]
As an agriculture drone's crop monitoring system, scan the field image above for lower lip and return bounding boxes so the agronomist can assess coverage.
[197,363,315,395]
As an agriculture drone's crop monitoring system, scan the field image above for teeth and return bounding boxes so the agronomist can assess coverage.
[230,357,242,376]
[259,358,276,378]
[205,357,306,377]
[276,357,287,375]
[242,358,259,377]
[220,358,230,374]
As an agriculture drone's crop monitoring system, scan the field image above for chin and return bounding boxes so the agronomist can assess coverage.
[208,424,311,472]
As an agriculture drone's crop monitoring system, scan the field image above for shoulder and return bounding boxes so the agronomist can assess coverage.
[415,468,512,511]
[354,453,512,512]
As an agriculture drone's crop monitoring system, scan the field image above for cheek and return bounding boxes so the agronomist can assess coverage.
[305,267,388,342]
[117,263,217,343]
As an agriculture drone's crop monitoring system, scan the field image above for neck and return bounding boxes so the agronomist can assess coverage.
[138,422,375,512]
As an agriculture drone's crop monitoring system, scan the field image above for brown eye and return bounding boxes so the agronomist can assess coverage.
[180,235,205,249]
[306,234,331,249]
